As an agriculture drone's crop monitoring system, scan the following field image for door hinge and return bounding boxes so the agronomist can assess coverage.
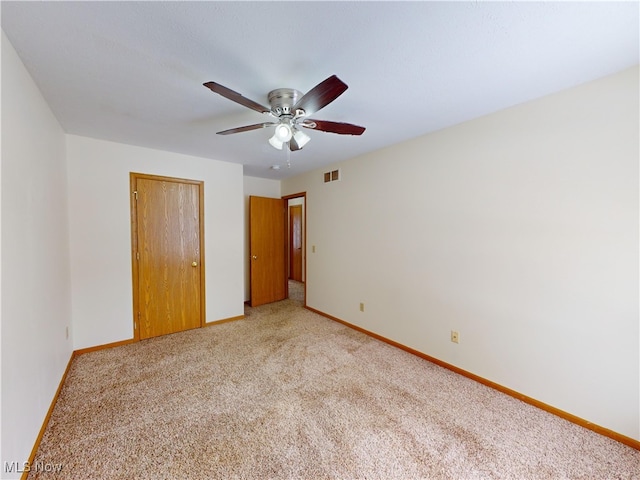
[136,251,140,260]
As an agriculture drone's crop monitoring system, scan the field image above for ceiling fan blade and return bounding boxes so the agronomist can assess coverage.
[216,122,277,135]
[293,75,348,116]
[204,82,271,114]
[303,119,365,135]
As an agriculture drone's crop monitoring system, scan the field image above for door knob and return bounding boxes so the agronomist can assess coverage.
[192,261,198,267]
[252,255,258,260]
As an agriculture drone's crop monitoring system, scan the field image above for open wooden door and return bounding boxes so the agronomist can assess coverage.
[249,196,287,306]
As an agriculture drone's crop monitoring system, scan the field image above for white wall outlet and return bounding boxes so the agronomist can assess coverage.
[359,302,365,312]
[451,330,459,343]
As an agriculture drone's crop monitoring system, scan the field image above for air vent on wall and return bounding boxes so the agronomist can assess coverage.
[323,169,341,183]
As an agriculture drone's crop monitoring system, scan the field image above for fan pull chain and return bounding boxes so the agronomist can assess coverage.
[286,143,291,168]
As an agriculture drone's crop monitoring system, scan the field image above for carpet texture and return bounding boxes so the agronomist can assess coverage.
[28,282,639,479]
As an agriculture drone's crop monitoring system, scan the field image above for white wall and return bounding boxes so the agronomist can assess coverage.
[283,66,639,440]
[242,176,281,301]
[1,32,73,477]
[67,136,245,349]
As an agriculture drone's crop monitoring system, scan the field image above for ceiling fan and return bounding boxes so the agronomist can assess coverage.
[203,75,365,151]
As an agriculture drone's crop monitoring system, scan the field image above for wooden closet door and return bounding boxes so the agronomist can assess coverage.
[132,174,204,339]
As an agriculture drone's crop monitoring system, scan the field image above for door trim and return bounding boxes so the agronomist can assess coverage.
[130,172,206,341]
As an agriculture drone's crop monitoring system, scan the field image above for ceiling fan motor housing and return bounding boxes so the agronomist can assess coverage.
[268,88,303,116]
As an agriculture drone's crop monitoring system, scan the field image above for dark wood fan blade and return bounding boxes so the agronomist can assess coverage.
[204,82,271,114]
[303,119,365,135]
[293,75,348,116]
[217,122,277,135]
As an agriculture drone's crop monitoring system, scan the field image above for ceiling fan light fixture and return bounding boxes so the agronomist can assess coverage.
[268,134,284,150]
[269,123,293,150]
[274,123,293,142]
[293,129,310,149]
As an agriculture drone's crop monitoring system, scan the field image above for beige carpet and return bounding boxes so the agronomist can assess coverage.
[29,281,639,479]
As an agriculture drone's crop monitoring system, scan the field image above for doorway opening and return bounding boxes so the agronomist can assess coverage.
[246,192,306,308]
[284,193,306,306]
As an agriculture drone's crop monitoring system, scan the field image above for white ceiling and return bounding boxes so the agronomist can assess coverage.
[2,1,638,179]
